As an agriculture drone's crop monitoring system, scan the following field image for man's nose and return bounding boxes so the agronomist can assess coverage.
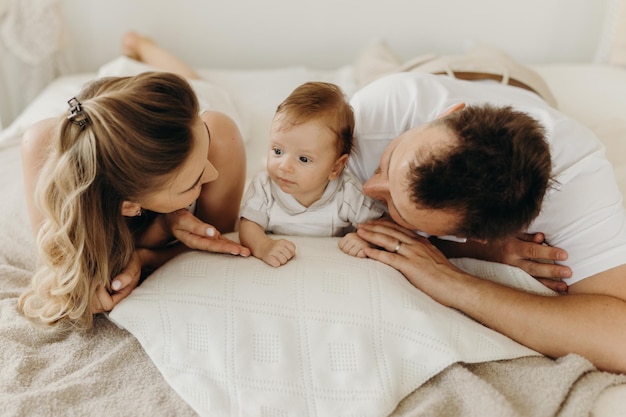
[362,175,387,200]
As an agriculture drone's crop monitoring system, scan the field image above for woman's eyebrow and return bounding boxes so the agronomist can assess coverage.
[180,168,205,194]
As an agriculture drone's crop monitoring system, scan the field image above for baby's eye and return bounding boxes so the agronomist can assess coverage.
[273,147,283,156]
[299,156,310,163]
[373,166,381,174]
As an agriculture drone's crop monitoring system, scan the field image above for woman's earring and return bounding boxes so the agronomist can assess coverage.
[135,208,143,217]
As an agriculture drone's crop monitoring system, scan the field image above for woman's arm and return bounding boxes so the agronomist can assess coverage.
[21,118,57,236]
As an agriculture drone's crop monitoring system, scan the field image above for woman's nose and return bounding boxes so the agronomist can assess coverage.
[202,161,219,184]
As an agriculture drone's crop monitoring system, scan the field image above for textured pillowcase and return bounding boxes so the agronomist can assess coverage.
[109,235,550,417]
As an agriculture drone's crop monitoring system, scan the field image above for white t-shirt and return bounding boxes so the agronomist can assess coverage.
[347,72,626,284]
[240,170,385,237]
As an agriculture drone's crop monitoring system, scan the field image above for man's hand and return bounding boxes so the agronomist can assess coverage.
[489,233,571,293]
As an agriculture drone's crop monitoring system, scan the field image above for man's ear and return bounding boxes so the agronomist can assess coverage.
[121,200,142,217]
[436,102,466,119]
[328,154,349,180]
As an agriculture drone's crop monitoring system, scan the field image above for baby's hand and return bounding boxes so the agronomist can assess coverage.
[259,238,296,267]
[338,232,371,258]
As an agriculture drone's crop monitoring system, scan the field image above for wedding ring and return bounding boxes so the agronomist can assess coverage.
[393,241,402,253]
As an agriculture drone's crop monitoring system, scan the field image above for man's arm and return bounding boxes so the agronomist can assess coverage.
[432,234,572,293]
[444,263,626,373]
[357,222,626,374]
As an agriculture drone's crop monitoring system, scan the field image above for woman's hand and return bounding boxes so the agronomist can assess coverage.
[92,249,145,313]
[485,233,571,293]
[165,209,250,256]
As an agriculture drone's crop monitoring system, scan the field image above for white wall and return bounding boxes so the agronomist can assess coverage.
[0,0,612,130]
[61,0,610,72]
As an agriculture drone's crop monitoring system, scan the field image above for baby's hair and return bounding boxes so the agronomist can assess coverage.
[274,82,354,157]
[20,71,199,328]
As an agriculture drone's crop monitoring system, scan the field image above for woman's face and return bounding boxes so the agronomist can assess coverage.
[138,116,218,213]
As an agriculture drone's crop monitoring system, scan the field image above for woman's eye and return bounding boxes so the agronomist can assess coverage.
[299,156,310,163]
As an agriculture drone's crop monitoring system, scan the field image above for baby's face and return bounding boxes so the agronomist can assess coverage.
[267,117,344,207]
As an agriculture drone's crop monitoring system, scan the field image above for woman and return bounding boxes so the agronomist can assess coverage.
[20,33,250,328]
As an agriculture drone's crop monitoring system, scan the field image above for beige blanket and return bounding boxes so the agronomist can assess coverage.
[1,138,624,417]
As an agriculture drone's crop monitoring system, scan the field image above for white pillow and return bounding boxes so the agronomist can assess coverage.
[0,74,93,143]
[109,235,548,417]
[109,237,543,417]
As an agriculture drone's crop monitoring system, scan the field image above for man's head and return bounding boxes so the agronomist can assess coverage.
[363,103,552,241]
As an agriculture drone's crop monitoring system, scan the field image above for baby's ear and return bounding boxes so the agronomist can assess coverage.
[328,154,349,180]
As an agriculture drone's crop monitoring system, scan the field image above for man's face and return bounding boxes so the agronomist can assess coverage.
[362,124,463,237]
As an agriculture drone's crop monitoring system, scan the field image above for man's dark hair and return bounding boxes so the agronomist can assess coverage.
[408,104,552,240]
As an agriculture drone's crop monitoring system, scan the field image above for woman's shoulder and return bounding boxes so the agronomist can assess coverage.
[198,110,246,167]
[199,110,245,155]
[21,117,57,156]
[200,110,240,136]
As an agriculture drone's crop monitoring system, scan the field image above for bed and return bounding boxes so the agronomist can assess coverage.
[1,1,626,416]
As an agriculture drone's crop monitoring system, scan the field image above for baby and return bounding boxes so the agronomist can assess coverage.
[239,81,385,267]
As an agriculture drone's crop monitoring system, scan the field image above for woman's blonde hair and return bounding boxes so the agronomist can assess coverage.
[19,71,199,329]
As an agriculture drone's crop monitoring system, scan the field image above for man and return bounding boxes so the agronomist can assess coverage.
[347,72,626,374]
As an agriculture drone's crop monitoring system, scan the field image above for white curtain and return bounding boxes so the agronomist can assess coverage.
[0,0,71,132]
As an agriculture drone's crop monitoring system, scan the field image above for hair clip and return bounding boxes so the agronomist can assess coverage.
[67,97,89,127]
